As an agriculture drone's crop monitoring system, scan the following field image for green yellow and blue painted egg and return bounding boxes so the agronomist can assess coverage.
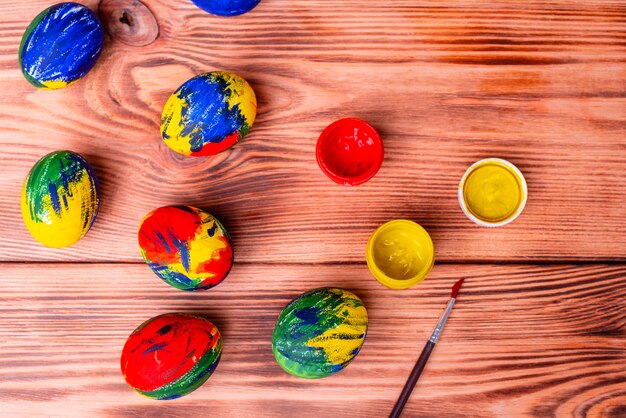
[138,206,234,291]
[19,2,104,89]
[191,0,261,17]
[121,313,223,400]
[21,150,99,248]
[272,288,368,379]
[160,71,257,156]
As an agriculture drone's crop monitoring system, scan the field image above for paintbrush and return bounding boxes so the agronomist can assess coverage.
[389,278,465,418]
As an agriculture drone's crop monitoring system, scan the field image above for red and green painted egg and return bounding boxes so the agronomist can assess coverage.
[138,206,234,291]
[121,313,223,400]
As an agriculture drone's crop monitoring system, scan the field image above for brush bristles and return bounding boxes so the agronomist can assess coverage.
[451,278,465,299]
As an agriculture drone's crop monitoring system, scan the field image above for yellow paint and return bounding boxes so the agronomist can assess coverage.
[305,305,368,365]
[161,92,194,155]
[366,220,435,290]
[41,79,72,89]
[463,161,523,223]
[219,71,257,127]
[21,178,93,248]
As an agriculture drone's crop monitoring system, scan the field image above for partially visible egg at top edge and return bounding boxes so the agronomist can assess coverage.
[19,2,104,89]
[21,150,100,248]
[138,206,234,291]
[191,0,261,17]
[160,71,257,156]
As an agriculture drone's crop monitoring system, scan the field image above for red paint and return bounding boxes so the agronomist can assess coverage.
[121,313,220,392]
[138,206,201,264]
[316,118,384,186]
[191,130,240,157]
[451,278,465,299]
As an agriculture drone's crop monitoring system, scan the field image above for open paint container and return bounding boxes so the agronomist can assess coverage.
[366,220,435,289]
[316,118,384,186]
[459,158,527,227]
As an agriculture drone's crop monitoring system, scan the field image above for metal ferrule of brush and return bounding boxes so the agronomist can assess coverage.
[429,298,456,344]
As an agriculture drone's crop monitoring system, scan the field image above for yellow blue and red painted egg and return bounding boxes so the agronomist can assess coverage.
[160,71,257,156]
[21,150,99,248]
[191,0,261,16]
[19,2,104,89]
[138,206,234,291]
[272,288,368,379]
[121,313,223,400]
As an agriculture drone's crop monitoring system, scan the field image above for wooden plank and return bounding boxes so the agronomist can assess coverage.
[0,1,625,263]
[0,263,624,417]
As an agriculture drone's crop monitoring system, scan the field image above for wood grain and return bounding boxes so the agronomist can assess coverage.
[2,1,626,416]
[0,263,624,417]
[0,0,624,262]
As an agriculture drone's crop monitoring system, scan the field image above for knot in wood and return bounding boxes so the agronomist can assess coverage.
[98,0,159,47]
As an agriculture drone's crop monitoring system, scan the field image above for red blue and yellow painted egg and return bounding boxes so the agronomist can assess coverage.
[21,151,99,248]
[138,206,234,291]
[19,2,104,89]
[121,313,223,400]
[272,288,368,379]
[160,71,257,156]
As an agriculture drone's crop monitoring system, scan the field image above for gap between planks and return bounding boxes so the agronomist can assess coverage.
[1,259,626,266]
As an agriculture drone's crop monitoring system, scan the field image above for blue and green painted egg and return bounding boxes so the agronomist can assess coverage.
[19,2,104,89]
[160,71,257,156]
[272,288,368,379]
[191,0,261,17]
[121,313,223,400]
[21,151,99,248]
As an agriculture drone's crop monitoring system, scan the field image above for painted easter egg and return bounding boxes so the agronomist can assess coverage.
[272,288,368,379]
[19,2,104,89]
[21,151,99,248]
[160,71,257,156]
[191,0,261,17]
[121,313,223,400]
[138,206,234,291]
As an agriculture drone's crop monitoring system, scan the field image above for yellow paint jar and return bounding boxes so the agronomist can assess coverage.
[459,158,527,227]
[366,220,435,289]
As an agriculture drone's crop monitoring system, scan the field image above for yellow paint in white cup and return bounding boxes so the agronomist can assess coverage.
[459,158,527,227]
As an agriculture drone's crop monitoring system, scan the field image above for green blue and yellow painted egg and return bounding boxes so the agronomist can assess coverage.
[138,206,234,291]
[121,313,223,400]
[19,2,104,89]
[21,150,99,248]
[272,288,368,379]
[160,71,257,156]
[191,0,261,16]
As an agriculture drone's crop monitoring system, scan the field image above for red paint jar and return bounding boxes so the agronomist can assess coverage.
[316,118,384,186]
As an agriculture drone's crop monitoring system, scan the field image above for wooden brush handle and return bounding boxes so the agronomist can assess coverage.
[389,341,435,418]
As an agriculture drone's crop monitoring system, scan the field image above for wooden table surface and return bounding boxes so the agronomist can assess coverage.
[1,0,625,417]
